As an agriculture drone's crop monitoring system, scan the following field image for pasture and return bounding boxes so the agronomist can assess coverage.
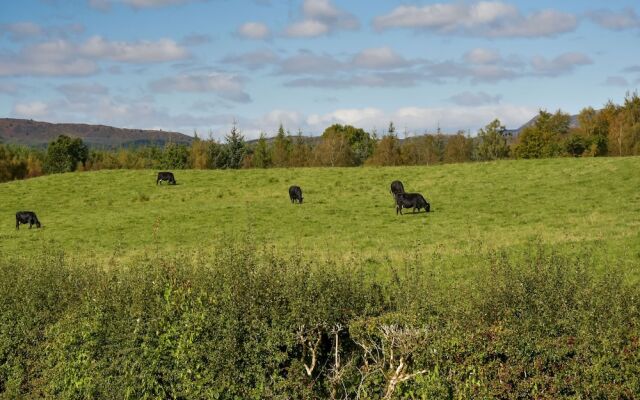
[1,157,639,270]
[1,157,640,398]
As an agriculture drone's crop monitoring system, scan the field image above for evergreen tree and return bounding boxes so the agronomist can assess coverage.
[253,132,271,168]
[224,123,246,169]
[272,124,291,167]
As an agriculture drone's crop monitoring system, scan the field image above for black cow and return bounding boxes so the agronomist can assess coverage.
[394,192,430,215]
[289,185,303,204]
[156,171,176,185]
[16,211,41,229]
[390,180,405,196]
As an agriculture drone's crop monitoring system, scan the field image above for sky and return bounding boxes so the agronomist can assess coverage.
[0,0,639,140]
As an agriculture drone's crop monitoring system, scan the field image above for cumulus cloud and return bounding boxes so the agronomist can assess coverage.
[1,22,42,40]
[530,52,592,76]
[149,73,251,103]
[448,91,502,106]
[0,36,190,76]
[79,36,188,63]
[306,104,536,133]
[351,47,411,70]
[285,20,330,38]
[284,71,425,88]
[0,21,84,41]
[89,0,202,10]
[373,1,577,38]
[587,8,640,30]
[222,46,590,88]
[464,48,501,65]
[237,22,271,40]
[285,0,359,38]
[221,49,279,70]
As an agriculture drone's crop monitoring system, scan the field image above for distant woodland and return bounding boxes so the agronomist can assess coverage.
[1,92,639,183]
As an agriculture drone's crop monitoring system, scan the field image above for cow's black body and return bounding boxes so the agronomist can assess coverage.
[394,192,430,215]
[16,211,41,229]
[156,171,176,185]
[289,185,303,204]
[390,180,405,196]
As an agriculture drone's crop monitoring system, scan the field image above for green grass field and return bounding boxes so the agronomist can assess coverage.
[1,157,639,270]
[2,157,640,398]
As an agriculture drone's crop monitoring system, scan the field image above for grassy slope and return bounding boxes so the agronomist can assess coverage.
[1,157,639,271]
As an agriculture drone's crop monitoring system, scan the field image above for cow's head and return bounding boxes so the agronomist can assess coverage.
[300,196,304,203]
[36,221,42,228]
[425,202,431,212]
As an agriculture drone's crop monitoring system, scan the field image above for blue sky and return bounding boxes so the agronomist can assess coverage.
[0,0,638,139]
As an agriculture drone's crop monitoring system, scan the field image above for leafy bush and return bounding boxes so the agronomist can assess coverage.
[0,241,638,398]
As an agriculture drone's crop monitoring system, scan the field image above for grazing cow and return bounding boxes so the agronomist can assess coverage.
[156,171,176,185]
[390,180,405,196]
[16,211,41,229]
[394,192,430,215]
[289,185,303,204]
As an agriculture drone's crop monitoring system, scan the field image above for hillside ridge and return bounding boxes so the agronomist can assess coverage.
[0,118,193,148]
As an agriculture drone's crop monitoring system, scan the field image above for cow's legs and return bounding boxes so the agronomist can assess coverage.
[16,220,19,230]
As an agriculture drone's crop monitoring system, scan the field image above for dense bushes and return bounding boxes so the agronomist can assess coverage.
[0,242,638,398]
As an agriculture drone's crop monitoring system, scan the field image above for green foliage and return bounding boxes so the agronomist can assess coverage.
[476,119,510,161]
[515,110,571,159]
[252,133,271,168]
[224,123,246,169]
[272,124,291,167]
[0,243,637,398]
[160,142,189,169]
[44,135,88,173]
[321,124,375,166]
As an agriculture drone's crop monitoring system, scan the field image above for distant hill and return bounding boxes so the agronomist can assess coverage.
[507,113,580,136]
[0,118,193,149]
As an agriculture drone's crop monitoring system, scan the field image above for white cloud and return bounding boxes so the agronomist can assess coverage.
[89,0,202,10]
[448,91,502,106]
[306,104,536,133]
[277,51,343,75]
[587,8,640,31]
[284,0,358,38]
[464,48,501,65]
[1,22,42,40]
[530,52,592,76]
[149,73,251,103]
[237,22,271,40]
[221,49,279,70]
[0,36,190,76]
[285,20,329,38]
[352,47,410,69]
[374,2,577,38]
[79,36,188,63]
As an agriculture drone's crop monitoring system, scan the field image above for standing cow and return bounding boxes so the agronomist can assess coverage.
[289,185,303,204]
[394,192,430,215]
[156,171,176,185]
[16,211,42,229]
[390,180,405,196]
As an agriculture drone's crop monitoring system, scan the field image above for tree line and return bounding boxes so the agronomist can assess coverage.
[1,92,639,182]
